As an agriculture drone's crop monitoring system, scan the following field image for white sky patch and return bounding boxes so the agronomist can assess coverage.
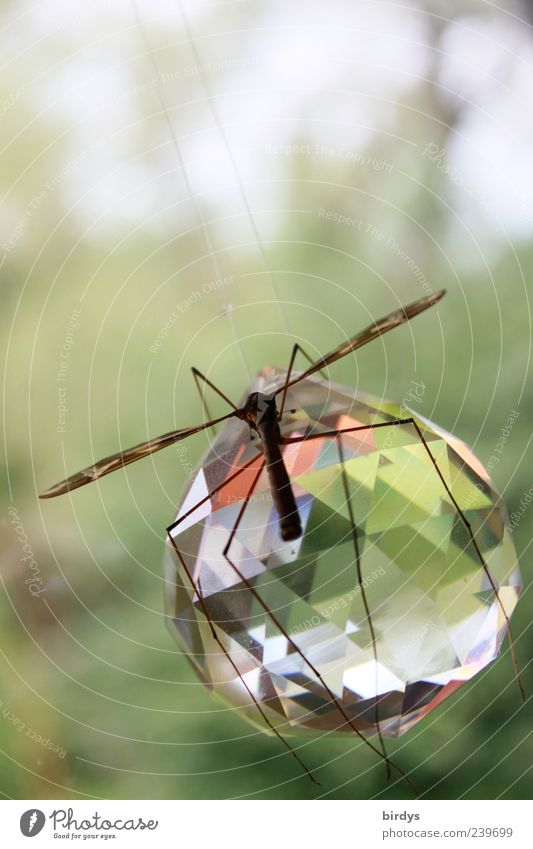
[437,15,533,239]
[173,468,209,534]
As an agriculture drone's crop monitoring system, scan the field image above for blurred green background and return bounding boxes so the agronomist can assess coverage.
[1,0,532,799]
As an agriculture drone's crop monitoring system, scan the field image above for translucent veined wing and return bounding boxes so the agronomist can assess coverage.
[277,290,446,394]
[39,411,238,498]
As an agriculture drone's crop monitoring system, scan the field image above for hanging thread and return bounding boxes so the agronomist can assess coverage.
[131,0,252,378]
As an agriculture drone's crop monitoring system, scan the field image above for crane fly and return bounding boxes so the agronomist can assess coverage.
[39,288,523,795]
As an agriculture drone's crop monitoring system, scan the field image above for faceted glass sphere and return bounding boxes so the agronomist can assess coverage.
[165,368,521,738]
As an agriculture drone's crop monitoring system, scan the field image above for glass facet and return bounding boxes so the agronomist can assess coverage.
[165,369,521,738]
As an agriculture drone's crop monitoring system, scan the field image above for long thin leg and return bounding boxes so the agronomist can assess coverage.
[167,451,263,534]
[281,418,414,445]
[166,452,320,786]
[191,366,237,434]
[167,536,320,786]
[279,343,328,418]
[222,460,417,795]
[283,416,525,703]
[336,433,390,780]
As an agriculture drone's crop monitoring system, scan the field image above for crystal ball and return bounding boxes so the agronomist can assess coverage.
[165,368,521,737]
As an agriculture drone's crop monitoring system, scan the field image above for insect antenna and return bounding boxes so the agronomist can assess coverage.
[191,367,238,434]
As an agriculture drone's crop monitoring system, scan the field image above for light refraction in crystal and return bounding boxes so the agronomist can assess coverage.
[165,369,521,737]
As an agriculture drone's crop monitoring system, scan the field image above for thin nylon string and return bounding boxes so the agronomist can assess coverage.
[132,0,251,378]
[175,0,290,337]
